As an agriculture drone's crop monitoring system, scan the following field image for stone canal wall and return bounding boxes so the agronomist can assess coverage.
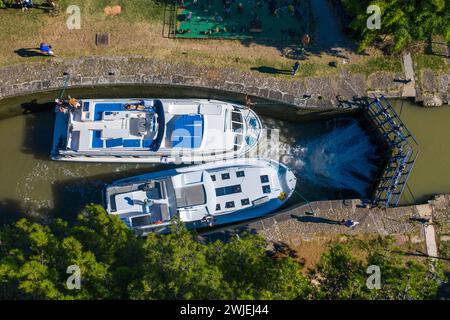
[202,195,450,256]
[0,56,448,108]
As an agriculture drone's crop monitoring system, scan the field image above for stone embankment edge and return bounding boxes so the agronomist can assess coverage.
[0,57,448,108]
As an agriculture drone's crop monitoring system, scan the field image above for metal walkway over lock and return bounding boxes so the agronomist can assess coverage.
[362,96,419,208]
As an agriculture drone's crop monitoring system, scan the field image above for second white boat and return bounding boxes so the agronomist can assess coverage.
[103,158,297,235]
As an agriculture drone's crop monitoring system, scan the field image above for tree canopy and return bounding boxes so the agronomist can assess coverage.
[341,0,450,53]
[0,205,446,299]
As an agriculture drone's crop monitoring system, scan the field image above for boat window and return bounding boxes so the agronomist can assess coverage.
[216,184,242,197]
[215,204,221,211]
[252,196,270,206]
[232,111,243,123]
[262,185,271,194]
[241,198,250,206]
[225,201,235,209]
[236,171,245,177]
[82,102,90,112]
[221,173,230,180]
[232,121,243,132]
[260,175,269,183]
[234,134,243,146]
[210,174,216,181]
[175,185,206,208]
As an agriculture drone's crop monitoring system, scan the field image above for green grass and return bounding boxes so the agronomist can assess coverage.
[0,7,46,41]
[59,0,164,22]
[347,56,403,76]
[414,53,449,74]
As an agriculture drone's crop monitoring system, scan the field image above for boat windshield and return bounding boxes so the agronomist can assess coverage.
[231,108,244,133]
[174,184,207,208]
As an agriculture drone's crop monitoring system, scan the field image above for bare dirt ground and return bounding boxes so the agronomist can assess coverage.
[0,4,402,79]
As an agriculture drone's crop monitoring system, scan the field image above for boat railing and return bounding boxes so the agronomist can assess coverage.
[58,148,246,160]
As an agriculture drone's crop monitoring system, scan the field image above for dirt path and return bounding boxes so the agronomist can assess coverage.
[402,52,417,97]
[309,0,355,54]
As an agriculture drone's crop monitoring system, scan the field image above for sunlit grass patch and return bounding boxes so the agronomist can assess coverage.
[0,7,46,41]
[347,56,403,76]
[59,0,164,22]
[414,53,449,74]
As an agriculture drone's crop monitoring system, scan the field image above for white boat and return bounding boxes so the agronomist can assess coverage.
[103,158,297,235]
[51,98,262,163]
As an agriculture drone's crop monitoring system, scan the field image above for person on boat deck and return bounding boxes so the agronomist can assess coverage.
[125,103,137,110]
[68,97,80,109]
[55,98,67,113]
[125,103,145,111]
[245,95,256,108]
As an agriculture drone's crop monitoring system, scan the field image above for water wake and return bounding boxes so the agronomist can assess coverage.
[281,119,379,196]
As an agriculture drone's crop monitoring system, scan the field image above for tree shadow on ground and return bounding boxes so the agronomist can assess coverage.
[270,241,300,260]
[198,224,259,243]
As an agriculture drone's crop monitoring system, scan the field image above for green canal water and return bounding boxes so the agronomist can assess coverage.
[0,86,448,223]
[390,101,450,204]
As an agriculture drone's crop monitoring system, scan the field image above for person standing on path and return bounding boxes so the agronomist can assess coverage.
[291,61,300,76]
[302,33,311,47]
[339,219,360,229]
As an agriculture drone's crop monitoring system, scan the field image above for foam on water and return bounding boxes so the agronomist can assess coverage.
[280,119,379,196]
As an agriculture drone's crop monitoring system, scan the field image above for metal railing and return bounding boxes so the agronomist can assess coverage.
[162,0,177,38]
[363,96,419,208]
